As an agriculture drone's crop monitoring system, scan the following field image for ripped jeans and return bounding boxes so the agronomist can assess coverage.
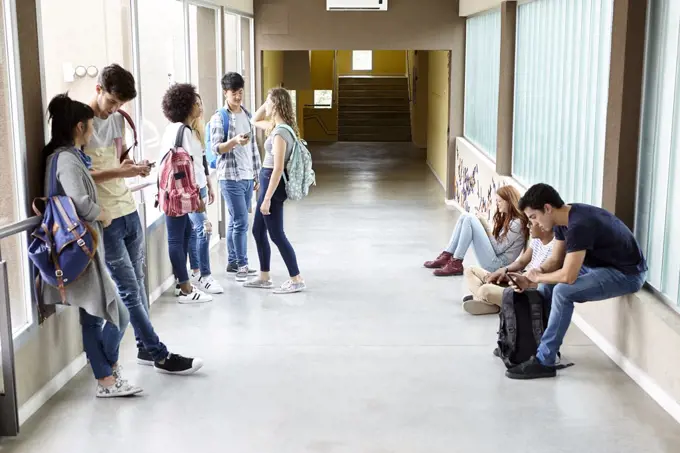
[188,186,213,277]
[104,211,168,362]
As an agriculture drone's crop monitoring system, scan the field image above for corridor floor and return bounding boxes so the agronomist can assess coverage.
[3,142,680,452]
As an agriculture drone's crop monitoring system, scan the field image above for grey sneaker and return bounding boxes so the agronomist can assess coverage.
[96,378,143,398]
[235,266,253,282]
[228,263,257,275]
[273,280,306,294]
[243,278,274,289]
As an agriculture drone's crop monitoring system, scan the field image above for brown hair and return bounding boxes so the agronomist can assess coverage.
[492,185,529,242]
[266,87,300,137]
[190,94,205,145]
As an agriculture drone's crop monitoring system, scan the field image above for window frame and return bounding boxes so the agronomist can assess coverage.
[313,89,333,108]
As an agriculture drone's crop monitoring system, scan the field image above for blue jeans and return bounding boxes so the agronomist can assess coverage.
[104,212,168,361]
[252,168,300,276]
[445,213,504,272]
[189,186,212,277]
[537,266,647,365]
[80,297,129,380]
[165,214,192,284]
[219,179,254,267]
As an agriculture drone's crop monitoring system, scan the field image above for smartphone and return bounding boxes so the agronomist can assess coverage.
[241,132,251,139]
[148,161,156,168]
[506,272,519,287]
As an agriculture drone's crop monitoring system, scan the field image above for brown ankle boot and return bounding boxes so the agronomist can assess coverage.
[433,257,464,276]
[424,251,452,269]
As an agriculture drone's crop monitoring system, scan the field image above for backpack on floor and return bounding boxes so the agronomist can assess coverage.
[28,152,98,304]
[275,124,316,201]
[156,125,201,217]
[204,106,251,169]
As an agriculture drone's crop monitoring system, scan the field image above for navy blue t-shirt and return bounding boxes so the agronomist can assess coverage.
[554,203,647,275]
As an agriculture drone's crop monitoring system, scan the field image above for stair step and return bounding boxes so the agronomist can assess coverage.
[339,105,410,113]
[338,98,409,107]
[339,134,412,142]
[339,117,411,126]
[338,111,410,120]
[339,78,408,88]
[338,90,409,99]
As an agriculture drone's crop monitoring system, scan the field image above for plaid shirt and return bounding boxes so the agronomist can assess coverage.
[209,105,262,181]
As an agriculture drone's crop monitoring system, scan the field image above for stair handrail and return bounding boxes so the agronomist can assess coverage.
[303,111,338,136]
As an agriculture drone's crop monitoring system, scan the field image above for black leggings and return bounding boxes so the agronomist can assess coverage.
[252,168,300,276]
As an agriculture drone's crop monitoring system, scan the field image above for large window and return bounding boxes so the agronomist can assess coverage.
[512,0,614,205]
[1,2,31,335]
[636,0,680,308]
[352,51,372,71]
[464,10,501,159]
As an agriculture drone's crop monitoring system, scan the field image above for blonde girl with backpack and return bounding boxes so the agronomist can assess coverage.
[244,88,306,294]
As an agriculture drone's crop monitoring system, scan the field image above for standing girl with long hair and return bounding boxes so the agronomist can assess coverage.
[186,94,223,294]
[41,93,142,397]
[244,88,305,294]
[424,185,529,276]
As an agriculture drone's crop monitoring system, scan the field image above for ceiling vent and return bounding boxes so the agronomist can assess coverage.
[327,0,388,12]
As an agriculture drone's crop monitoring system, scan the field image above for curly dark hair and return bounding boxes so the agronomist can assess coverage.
[162,83,198,123]
[99,64,137,101]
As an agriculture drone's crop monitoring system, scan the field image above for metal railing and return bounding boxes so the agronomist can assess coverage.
[0,180,154,437]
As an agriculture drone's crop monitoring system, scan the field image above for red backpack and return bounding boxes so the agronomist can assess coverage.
[156,125,201,217]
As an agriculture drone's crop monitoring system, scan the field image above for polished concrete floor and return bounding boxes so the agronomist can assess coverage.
[3,142,680,452]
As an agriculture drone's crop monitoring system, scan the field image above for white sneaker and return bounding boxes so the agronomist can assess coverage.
[199,275,224,294]
[190,272,201,286]
[273,280,306,294]
[235,266,252,282]
[96,378,143,398]
[178,286,213,304]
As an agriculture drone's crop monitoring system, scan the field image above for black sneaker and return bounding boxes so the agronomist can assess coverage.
[226,263,239,273]
[137,349,154,366]
[154,353,204,375]
[505,356,557,380]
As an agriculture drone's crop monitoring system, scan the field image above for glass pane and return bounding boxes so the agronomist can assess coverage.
[512,0,614,206]
[224,13,240,73]
[352,51,372,71]
[288,90,297,118]
[38,0,137,139]
[139,0,187,226]
[189,4,220,116]
[464,10,501,159]
[241,16,254,112]
[0,4,30,335]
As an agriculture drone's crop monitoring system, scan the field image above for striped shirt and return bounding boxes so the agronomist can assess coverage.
[209,105,262,181]
[526,238,555,271]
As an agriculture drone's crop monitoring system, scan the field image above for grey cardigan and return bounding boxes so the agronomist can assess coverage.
[40,147,123,328]
[490,218,526,266]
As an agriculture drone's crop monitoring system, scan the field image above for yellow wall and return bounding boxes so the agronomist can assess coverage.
[336,50,408,76]
[303,50,338,142]
[262,50,284,94]
[408,50,429,149]
[427,50,450,183]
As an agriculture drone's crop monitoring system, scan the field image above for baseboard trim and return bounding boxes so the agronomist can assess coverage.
[571,313,680,425]
[149,274,176,305]
[426,160,444,190]
[18,352,87,426]
[445,192,680,424]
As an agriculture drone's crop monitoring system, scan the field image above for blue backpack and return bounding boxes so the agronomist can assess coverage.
[28,152,98,303]
[204,106,251,169]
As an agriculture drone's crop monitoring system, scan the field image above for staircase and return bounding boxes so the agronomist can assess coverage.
[337,76,412,142]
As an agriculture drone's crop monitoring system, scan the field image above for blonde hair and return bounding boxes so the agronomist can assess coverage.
[266,87,300,138]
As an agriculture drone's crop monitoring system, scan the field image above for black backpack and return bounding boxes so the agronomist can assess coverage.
[496,287,573,370]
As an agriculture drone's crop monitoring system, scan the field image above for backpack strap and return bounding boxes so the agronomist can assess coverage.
[526,290,546,347]
[175,124,191,149]
[117,109,137,162]
[48,153,60,198]
[499,288,518,355]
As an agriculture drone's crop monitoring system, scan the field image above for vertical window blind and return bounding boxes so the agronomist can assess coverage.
[464,10,501,160]
[636,0,680,308]
[512,0,613,206]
